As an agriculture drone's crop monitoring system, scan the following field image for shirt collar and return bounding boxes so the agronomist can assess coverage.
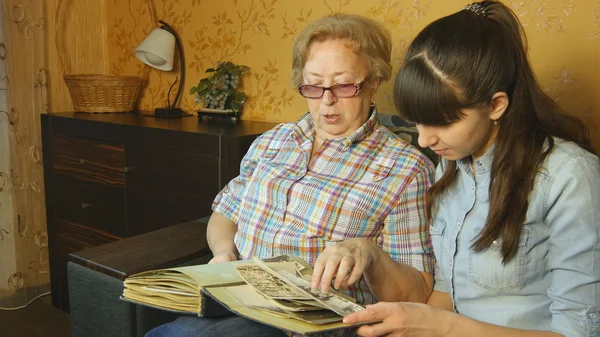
[456,143,495,175]
[293,108,380,150]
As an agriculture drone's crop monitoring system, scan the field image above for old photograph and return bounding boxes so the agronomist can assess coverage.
[276,270,365,316]
[235,264,310,300]
[249,306,343,325]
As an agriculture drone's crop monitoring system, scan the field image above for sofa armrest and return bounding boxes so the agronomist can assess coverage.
[69,218,212,281]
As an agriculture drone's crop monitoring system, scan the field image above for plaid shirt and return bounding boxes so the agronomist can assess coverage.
[213,111,434,335]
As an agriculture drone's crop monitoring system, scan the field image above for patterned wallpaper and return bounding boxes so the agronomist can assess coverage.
[107,0,600,151]
[0,0,50,309]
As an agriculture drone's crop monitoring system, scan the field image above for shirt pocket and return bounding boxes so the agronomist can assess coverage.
[430,219,446,264]
[469,227,529,291]
[323,159,395,243]
[324,206,381,244]
[586,307,600,337]
[361,154,394,183]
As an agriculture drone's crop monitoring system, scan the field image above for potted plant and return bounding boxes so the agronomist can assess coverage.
[190,61,249,116]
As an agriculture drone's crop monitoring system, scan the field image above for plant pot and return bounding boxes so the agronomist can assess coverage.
[197,108,239,121]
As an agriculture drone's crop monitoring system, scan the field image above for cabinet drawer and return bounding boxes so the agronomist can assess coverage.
[55,218,122,258]
[126,145,220,236]
[52,134,125,186]
[54,176,126,237]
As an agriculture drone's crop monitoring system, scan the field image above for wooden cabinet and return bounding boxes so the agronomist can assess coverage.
[41,112,277,312]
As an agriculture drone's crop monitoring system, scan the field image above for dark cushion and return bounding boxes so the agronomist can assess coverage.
[68,262,138,337]
[378,113,439,165]
[68,254,213,337]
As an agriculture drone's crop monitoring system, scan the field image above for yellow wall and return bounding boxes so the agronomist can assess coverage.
[46,0,109,113]
[107,0,600,150]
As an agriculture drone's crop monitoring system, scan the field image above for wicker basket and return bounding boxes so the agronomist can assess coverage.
[55,0,156,113]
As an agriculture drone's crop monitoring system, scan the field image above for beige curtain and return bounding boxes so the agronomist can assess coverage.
[0,0,50,310]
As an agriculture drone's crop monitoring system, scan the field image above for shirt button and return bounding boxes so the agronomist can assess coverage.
[588,309,599,320]
[476,161,482,166]
[492,240,501,251]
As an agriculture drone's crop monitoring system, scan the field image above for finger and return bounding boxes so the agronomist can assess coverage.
[210,257,222,264]
[343,306,381,324]
[209,252,236,264]
[208,257,224,264]
[320,257,341,293]
[356,322,393,337]
[344,256,367,287]
[311,254,328,290]
[365,302,388,310]
[334,255,355,289]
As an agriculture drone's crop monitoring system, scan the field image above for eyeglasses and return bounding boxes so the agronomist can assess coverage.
[298,76,371,99]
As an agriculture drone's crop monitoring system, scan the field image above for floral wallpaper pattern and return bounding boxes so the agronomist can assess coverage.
[107,0,600,151]
[0,0,50,309]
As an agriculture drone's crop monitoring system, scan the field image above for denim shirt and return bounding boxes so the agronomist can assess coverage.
[431,139,600,336]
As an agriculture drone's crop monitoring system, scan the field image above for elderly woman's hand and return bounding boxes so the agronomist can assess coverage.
[208,250,238,264]
[311,238,378,293]
[343,302,451,337]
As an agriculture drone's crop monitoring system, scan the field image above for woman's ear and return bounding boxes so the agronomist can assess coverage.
[490,92,509,122]
[370,78,380,101]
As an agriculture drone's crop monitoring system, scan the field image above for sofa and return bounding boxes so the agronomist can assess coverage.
[66,113,438,337]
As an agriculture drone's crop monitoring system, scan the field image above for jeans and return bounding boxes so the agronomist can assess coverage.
[145,314,288,337]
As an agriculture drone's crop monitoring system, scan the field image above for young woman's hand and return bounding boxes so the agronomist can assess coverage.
[344,302,451,337]
[311,238,378,292]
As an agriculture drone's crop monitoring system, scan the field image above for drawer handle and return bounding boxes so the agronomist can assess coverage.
[79,159,88,164]
[81,203,90,209]
[124,166,134,173]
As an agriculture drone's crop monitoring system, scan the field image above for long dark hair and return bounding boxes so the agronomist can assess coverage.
[394,1,594,263]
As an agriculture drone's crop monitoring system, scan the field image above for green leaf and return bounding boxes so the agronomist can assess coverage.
[233,91,247,102]
[197,79,210,93]
[189,87,198,95]
[205,68,215,73]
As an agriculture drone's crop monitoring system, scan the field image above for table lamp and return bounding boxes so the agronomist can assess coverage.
[135,20,191,118]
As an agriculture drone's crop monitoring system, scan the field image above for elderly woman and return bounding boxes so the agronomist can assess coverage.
[146,13,434,337]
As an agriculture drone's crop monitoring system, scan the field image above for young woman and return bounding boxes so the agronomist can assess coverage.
[313,1,600,336]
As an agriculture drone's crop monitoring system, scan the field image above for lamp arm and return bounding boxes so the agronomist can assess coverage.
[158,20,185,108]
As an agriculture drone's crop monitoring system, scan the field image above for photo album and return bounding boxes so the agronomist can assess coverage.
[121,255,369,334]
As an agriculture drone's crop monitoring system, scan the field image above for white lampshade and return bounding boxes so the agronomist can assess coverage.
[134,28,175,71]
